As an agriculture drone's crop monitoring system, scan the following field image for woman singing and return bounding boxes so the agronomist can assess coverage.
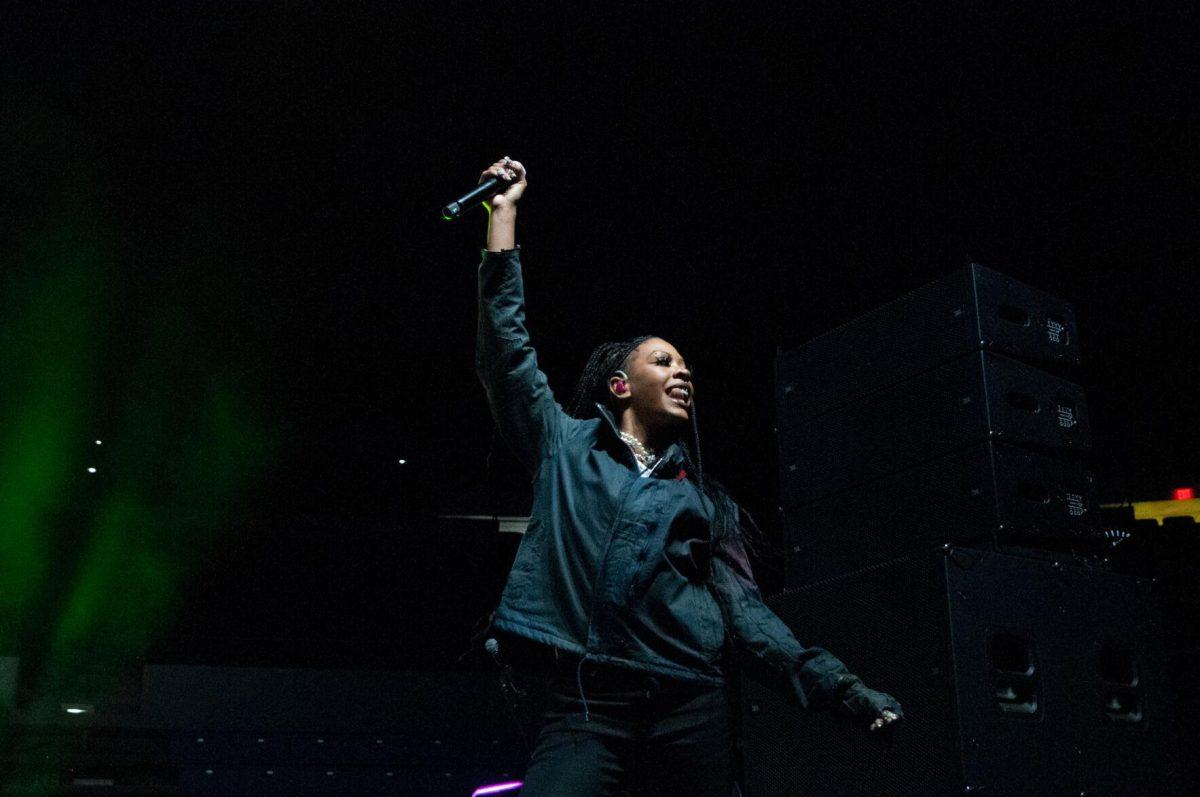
[475,156,902,796]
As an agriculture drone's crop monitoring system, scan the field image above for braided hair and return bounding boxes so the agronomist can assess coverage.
[567,335,756,553]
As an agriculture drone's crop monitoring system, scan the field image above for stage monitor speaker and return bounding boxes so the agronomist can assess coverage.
[778,351,1090,506]
[740,548,1181,796]
[784,440,1099,588]
[776,263,1080,426]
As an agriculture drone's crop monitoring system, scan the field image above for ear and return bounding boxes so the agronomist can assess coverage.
[608,371,630,400]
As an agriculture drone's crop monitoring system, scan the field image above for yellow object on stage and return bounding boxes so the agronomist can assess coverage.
[1130,498,1200,525]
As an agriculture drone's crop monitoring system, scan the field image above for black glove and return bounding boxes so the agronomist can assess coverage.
[839,682,904,733]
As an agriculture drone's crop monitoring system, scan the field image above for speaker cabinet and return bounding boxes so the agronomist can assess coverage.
[785,441,1099,588]
[741,548,1180,795]
[776,263,1080,426]
[778,351,1090,505]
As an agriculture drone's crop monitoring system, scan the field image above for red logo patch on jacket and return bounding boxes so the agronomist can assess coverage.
[675,468,687,481]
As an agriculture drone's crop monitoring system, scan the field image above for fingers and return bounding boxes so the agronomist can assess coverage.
[479,162,508,185]
[502,156,527,182]
[479,156,527,186]
[868,709,900,732]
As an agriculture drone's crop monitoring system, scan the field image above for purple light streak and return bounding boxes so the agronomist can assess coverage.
[471,781,523,797]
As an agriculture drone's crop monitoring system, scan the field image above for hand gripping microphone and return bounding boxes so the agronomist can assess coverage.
[441,176,503,220]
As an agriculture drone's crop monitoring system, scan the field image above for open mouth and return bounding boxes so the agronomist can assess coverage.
[666,385,691,407]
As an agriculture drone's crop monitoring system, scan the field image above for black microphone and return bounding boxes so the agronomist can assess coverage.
[485,637,511,675]
[486,636,531,744]
[441,177,502,221]
[486,637,519,697]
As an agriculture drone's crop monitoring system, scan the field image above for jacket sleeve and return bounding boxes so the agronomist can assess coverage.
[475,247,570,474]
[709,504,904,722]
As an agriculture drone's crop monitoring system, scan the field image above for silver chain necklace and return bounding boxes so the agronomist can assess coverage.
[619,431,659,468]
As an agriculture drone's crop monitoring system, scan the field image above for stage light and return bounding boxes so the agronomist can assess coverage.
[397,458,407,464]
[1173,487,1195,501]
[94,440,102,445]
[472,782,524,797]
[62,703,93,715]
[86,467,97,473]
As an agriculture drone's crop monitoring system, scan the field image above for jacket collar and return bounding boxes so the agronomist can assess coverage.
[593,402,687,476]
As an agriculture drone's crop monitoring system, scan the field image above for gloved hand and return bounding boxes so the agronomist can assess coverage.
[869,708,901,733]
[839,682,904,733]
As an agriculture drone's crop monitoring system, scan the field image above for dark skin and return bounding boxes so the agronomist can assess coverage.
[606,338,693,455]
[481,156,901,734]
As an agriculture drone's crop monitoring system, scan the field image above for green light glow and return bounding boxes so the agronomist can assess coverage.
[50,373,272,656]
[0,217,108,651]
[1,94,275,791]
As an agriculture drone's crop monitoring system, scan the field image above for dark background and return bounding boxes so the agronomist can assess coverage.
[2,1,1197,670]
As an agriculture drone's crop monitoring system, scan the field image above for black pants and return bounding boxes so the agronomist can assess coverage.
[511,647,736,797]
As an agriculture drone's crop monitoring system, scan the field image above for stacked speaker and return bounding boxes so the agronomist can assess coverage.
[742,265,1181,795]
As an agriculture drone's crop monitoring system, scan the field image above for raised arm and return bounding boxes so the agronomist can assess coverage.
[474,157,570,473]
[483,157,520,253]
[709,504,904,734]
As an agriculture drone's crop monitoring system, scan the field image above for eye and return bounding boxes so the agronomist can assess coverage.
[655,356,671,366]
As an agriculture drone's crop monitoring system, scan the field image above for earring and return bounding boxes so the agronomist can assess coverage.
[612,371,628,394]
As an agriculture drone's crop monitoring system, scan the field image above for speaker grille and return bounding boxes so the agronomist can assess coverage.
[742,553,961,795]
[741,549,1180,795]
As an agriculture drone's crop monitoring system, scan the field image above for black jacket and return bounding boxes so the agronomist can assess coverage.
[477,247,903,719]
